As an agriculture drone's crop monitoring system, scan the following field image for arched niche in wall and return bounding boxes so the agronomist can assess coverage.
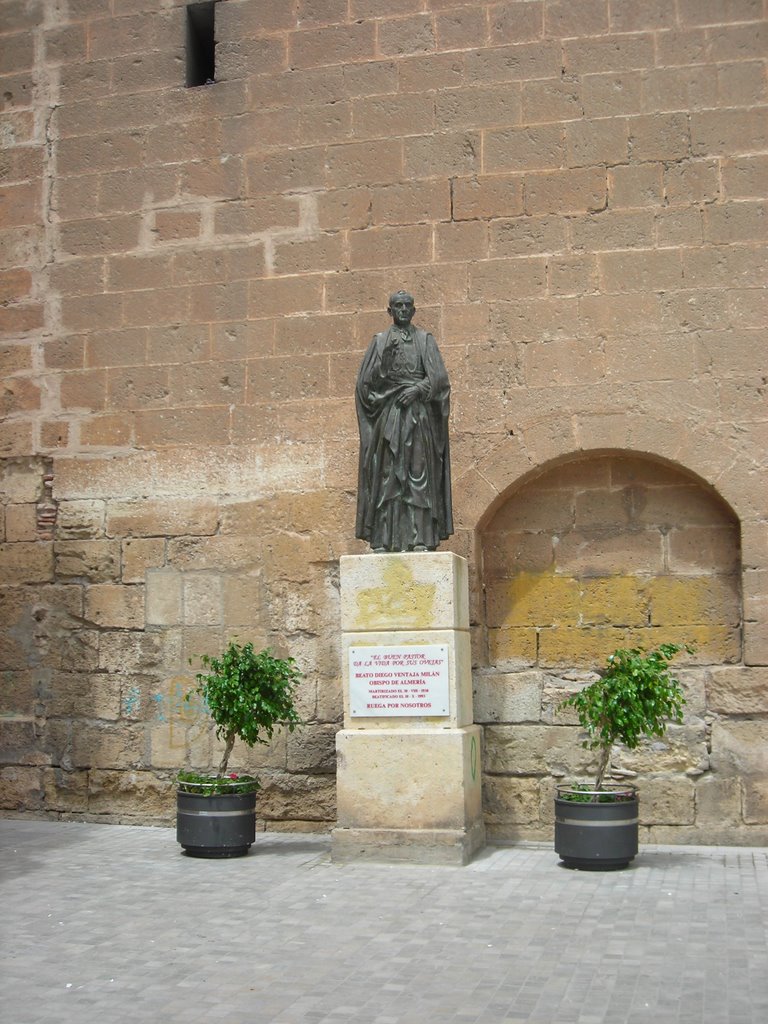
[478,451,742,671]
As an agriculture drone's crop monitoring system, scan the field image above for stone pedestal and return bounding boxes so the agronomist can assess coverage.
[332,552,485,865]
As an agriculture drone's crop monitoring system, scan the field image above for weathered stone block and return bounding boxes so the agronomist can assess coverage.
[5,504,37,542]
[41,629,100,674]
[696,730,766,832]
[183,573,223,626]
[183,627,227,671]
[706,666,768,714]
[54,540,120,582]
[99,631,181,674]
[472,669,544,723]
[264,532,334,584]
[0,542,54,584]
[257,773,336,822]
[525,166,607,216]
[40,719,71,769]
[71,721,145,770]
[267,579,335,638]
[487,625,538,667]
[0,669,35,716]
[743,778,768,825]
[555,530,664,574]
[616,724,709,775]
[484,724,593,777]
[42,767,88,812]
[695,773,742,826]
[286,724,338,774]
[579,576,648,627]
[148,718,210,772]
[87,769,175,818]
[222,573,264,628]
[0,627,30,672]
[482,774,541,825]
[648,575,740,627]
[166,536,257,573]
[41,672,121,721]
[0,765,44,809]
[316,674,343,724]
[336,726,482,831]
[57,500,106,540]
[677,669,707,717]
[85,584,145,629]
[537,626,635,669]
[54,456,152,503]
[486,573,580,628]
[639,777,696,825]
[0,459,44,503]
[668,527,740,574]
[0,718,48,765]
[122,538,165,584]
[106,498,219,538]
[541,673,596,725]
[744,620,768,667]
[232,730,288,774]
[145,569,182,626]
[340,553,469,632]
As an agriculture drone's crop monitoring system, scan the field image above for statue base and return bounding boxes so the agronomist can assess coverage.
[331,552,485,865]
[332,822,486,867]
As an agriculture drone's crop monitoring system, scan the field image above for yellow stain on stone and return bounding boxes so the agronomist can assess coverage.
[487,569,741,667]
[354,559,437,630]
[580,576,648,627]
[538,627,628,668]
[487,571,580,628]
[649,576,740,627]
[488,625,538,664]
[538,622,740,668]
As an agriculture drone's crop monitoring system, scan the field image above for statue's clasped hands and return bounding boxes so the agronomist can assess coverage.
[395,385,422,407]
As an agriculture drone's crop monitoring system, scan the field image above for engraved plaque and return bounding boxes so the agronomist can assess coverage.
[349,644,450,717]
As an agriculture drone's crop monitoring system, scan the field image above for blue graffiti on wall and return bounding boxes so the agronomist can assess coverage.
[149,677,209,752]
[123,686,141,716]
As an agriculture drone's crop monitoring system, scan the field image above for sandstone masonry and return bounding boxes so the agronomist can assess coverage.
[0,0,766,842]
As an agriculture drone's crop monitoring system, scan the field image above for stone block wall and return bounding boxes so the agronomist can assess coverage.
[483,455,742,667]
[477,452,768,845]
[1,1,766,840]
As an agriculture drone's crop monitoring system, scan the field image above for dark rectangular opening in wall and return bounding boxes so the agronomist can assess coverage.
[186,1,216,87]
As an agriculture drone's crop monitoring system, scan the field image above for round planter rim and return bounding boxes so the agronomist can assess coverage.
[556,782,638,799]
[176,778,259,794]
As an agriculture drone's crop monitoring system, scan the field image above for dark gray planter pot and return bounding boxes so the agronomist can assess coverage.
[176,789,257,858]
[554,784,639,871]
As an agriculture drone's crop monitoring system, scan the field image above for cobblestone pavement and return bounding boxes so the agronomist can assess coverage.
[2,820,767,1024]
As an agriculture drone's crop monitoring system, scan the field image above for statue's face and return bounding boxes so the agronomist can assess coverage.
[388,295,415,326]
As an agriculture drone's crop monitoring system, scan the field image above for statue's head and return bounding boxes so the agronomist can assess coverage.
[387,290,415,326]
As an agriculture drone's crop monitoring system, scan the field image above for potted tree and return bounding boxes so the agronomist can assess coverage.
[176,641,302,858]
[555,643,690,871]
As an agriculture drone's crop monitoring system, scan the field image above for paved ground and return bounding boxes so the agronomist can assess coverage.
[2,820,767,1024]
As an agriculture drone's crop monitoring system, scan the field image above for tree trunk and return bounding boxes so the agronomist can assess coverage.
[217,732,236,777]
[594,745,611,794]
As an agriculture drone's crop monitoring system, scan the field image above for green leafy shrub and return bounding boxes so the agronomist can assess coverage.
[558,782,636,803]
[176,770,260,795]
[560,643,691,794]
[181,642,302,788]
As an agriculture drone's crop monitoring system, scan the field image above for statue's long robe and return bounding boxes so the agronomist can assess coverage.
[355,325,453,552]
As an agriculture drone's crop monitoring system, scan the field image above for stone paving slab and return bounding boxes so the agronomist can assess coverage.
[2,820,767,1024]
